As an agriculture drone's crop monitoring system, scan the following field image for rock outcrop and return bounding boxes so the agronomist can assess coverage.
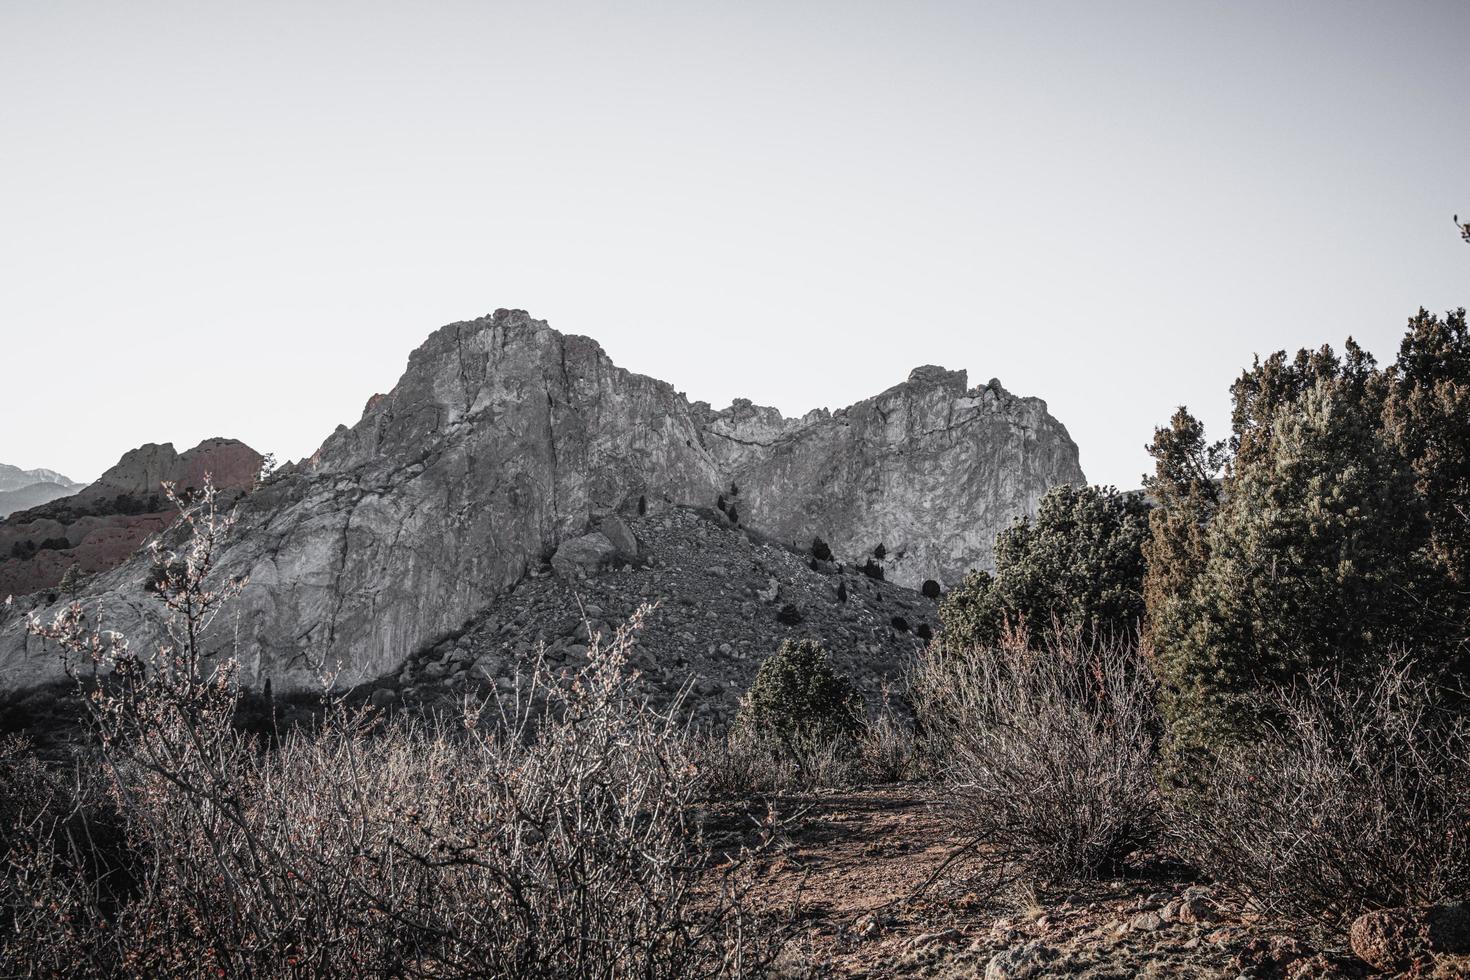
[0,439,263,599]
[694,366,1084,587]
[0,309,1082,694]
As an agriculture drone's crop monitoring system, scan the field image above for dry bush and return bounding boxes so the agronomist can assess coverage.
[696,725,863,798]
[700,685,917,798]
[911,628,1159,883]
[4,479,783,978]
[1168,656,1470,928]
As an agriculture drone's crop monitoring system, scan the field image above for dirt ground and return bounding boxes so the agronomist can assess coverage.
[711,785,1454,979]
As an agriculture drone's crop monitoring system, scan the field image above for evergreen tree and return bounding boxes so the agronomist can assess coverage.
[940,484,1151,648]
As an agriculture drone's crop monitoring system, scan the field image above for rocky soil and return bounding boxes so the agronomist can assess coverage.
[725,787,1470,979]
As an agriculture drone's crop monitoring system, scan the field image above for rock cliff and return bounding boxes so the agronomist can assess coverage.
[0,309,1083,694]
[694,366,1084,587]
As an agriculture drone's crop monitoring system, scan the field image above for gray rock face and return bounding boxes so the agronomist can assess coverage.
[0,310,1083,694]
[694,366,1084,587]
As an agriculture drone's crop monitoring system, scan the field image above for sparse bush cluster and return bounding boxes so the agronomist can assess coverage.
[1169,657,1470,928]
[911,629,1159,882]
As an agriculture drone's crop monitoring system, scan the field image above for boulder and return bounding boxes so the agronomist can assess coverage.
[598,516,639,556]
[1349,903,1470,971]
[551,532,619,579]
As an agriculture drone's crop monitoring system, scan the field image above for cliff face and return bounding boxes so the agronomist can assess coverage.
[0,310,1083,694]
[695,366,1085,587]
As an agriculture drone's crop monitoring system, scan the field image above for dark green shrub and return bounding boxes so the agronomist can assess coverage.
[890,616,909,633]
[775,603,801,626]
[921,579,941,600]
[939,485,1150,649]
[811,537,832,562]
[872,543,886,560]
[860,558,884,581]
[836,581,848,603]
[737,639,861,744]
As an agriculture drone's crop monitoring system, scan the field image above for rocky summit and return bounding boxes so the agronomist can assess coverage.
[0,309,1082,695]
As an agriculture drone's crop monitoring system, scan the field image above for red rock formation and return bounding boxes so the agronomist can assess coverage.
[0,438,262,598]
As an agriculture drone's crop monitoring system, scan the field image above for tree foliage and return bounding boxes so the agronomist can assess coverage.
[939,484,1151,649]
[1147,309,1470,776]
[737,639,861,744]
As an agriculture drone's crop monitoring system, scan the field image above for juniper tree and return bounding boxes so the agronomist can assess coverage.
[939,484,1150,649]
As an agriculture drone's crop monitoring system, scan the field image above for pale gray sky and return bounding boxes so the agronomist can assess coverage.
[2,0,1466,488]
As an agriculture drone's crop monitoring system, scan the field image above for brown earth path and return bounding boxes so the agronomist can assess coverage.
[719,785,1411,979]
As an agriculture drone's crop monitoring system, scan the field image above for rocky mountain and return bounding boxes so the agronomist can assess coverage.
[695,367,1083,587]
[0,464,81,494]
[0,439,263,599]
[0,309,1082,696]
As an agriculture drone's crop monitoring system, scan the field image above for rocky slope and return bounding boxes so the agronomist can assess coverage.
[0,309,1081,695]
[0,439,263,599]
[349,505,932,729]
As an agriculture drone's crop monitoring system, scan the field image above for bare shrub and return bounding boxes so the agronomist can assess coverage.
[6,478,782,977]
[697,725,863,798]
[1168,656,1470,928]
[911,628,1159,883]
[696,693,916,799]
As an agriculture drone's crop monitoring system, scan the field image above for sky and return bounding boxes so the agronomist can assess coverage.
[1,1,1467,489]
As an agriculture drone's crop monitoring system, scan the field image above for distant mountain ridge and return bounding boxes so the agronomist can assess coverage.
[0,463,82,493]
[0,464,86,519]
[0,483,80,520]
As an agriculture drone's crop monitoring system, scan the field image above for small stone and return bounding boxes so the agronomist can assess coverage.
[1130,912,1163,932]
[985,941,1059,980]
[1178,894,1221,924]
